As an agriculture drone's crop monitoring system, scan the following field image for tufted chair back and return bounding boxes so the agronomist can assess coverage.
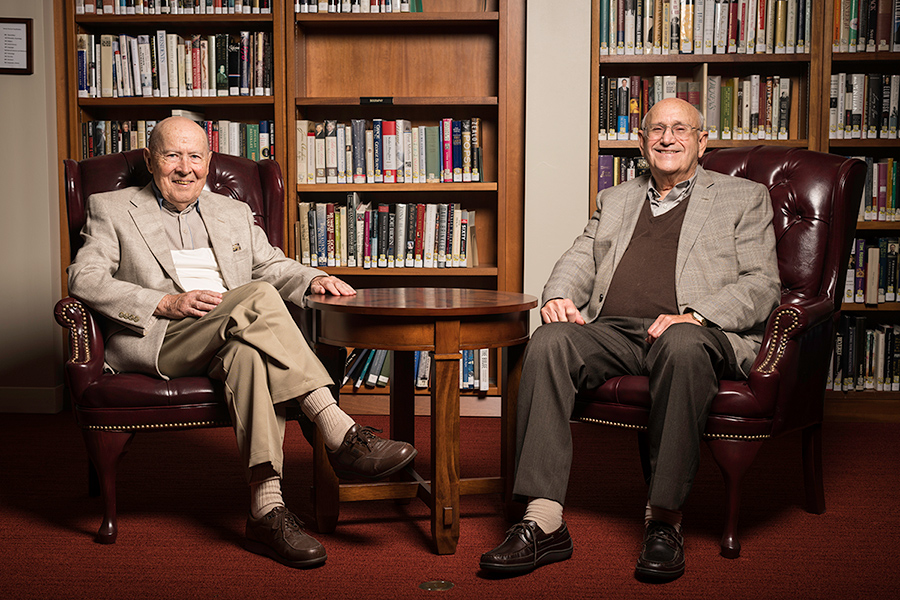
[63,149,284,260]
[574,145,867,560]
[699,145,861,312]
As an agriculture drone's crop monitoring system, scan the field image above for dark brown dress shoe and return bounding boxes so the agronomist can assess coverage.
[243,506,327,568]
[479,520,574,573]
[327,424,417,481]
[635,520,685,582]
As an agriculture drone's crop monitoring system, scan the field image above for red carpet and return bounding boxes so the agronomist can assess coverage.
[0,412,897,599]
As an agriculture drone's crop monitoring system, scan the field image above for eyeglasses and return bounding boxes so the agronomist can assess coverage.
[643,123,702,141]
[156,151,208,166]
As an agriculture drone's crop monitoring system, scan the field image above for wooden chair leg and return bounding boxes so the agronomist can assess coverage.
[802,424,826,515]
[81,429,134,544]
[706,437,764,559]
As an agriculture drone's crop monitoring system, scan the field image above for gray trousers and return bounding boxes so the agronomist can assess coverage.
[157,281,334,482]
[512,316,738,511]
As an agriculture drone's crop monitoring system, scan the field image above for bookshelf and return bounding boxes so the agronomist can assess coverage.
[284,0,526,396]
[819,2,900,422]
[54,0,288,269]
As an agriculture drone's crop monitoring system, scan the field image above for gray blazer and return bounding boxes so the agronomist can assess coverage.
[67,183,327,378]
[542,165,781,376]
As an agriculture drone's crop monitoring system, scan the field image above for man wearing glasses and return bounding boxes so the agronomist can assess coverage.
[480,98,780,582]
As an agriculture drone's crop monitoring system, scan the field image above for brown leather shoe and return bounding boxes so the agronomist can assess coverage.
[327,424,417,481]
[635,520,685,582]
[479,520,574,573]
[243,506,326,568]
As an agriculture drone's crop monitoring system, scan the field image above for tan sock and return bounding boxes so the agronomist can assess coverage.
[250,465,284,519]
[524,498,564,534]
[301,387,355,451]
[645,501,683,532]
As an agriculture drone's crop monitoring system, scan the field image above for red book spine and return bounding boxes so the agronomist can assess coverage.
[441,118,453,183]
[414,203,426,265]
[728,0,740,53]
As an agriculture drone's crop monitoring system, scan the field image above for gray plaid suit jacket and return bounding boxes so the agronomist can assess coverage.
[68,183,327,378]
[542,165,781,376]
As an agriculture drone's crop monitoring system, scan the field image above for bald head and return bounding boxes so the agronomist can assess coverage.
[144,116,212,211]
[641,97,705,132]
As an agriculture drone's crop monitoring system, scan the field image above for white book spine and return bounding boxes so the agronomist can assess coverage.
[741,78,752,140]
[784,0,796,53]
[750,73,760,137]
[778,76,790,139]
[625,2,636,55]
[745,0,757,53]
[714,0,728,53]
[889,75,899,139]
[694,0,705,53]
[706,75,721,139]
[837,72,846,139]
[423,203,437,268]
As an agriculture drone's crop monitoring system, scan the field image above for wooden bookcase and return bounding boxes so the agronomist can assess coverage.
[54,0,289,269]
[283,0,526,396]
[587,1,826,209]
[818,3,900,423]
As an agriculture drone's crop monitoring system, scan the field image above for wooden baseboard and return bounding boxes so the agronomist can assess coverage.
[339,394,501,417]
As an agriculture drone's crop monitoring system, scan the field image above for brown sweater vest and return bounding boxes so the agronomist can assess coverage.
[599,197,690,319]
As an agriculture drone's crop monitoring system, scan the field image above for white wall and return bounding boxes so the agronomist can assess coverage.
[0,0,63,412]
[524,0,592,331]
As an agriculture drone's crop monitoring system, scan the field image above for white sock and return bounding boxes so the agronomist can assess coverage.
[645,501,682,533]
[250,477,284,520]
[301,387,355,451]
[523,498,564,534]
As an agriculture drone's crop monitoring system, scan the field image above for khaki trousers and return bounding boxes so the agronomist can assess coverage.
[157,281,333,481]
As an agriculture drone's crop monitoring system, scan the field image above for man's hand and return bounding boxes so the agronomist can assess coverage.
[541,298,585,325]
[309,275,356,297]
[154,290,223,319]
[646,313,699,343]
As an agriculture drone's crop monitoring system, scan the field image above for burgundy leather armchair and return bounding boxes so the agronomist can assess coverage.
[571,146,866,558]
[55,149,285,544]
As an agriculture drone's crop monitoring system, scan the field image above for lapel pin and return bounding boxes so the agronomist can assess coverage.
[232,243,241,252]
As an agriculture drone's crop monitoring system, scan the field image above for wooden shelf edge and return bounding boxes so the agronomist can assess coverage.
[826,139,900,148]
[825,391,900,423]
[295,12,499,26]
[295,182,497,192]
[854,222,900,230]
[79,96,275,106]
[295,96,499,106]
[76,14,274,24]
[318,265,498,276]
[598,53,811,64]
[840,302,900,312]
[831,51,900,61]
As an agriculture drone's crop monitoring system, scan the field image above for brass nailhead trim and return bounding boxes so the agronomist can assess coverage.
[59,302,91,364]
[756,308,800,374]
[83,420,230,431]
[577,417,770,441]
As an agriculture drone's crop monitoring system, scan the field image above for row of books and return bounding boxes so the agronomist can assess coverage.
[295,195,480,269]
[598,0,813,56]
[597,155,651,191]
[77,30,274,99]
[829,73,900,140]
[831,0,900,53]
[844,237,900,306]
[295,0,422,13]
[80,117,275,161]
[341,348,490,391]
[599,72,797,141]
[296,118,484,186]
[856,156,898,222]
[76,0,272,13]
[827,317,900,392]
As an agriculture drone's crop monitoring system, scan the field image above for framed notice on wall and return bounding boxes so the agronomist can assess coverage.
[0,18,33,75]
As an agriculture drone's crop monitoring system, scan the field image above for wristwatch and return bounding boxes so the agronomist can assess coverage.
[689,311,709,327]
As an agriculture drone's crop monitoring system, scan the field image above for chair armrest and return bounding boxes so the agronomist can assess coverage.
[752,298,834,375]
[747,297,835,436]
[54,297,105,400]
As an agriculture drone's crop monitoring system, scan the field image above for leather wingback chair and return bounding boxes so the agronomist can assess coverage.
[55,149,285,544]
[572,146,866,559]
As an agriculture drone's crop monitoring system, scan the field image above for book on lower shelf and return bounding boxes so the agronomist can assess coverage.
[828,315,899,393]
[295,196,478,269]
[340,348,492,391]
